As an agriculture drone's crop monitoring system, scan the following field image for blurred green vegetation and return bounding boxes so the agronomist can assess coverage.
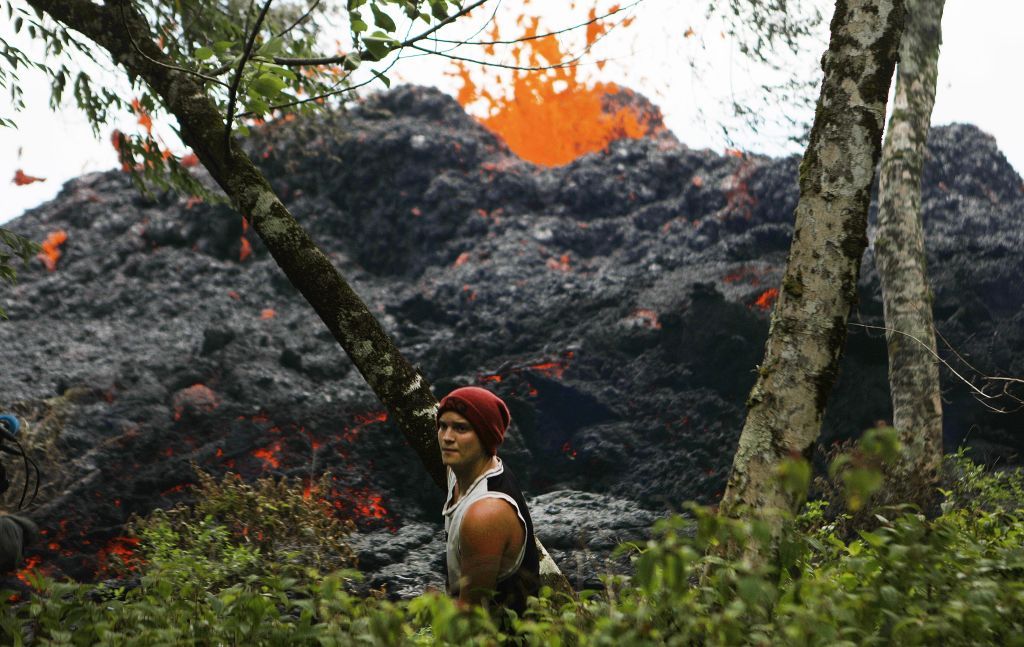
[3,446,1024,646]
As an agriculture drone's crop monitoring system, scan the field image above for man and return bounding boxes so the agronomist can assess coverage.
[0,414,37,573]
[438,386,539,613]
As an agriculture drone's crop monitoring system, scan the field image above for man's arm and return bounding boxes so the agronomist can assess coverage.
[457,498,525,606]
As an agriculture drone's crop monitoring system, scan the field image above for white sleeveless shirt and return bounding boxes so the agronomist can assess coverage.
[442,459,528,595]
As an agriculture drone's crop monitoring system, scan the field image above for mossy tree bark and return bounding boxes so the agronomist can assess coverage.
[719,0,905,539]
[875,0,946,489]
[25,0,569,591]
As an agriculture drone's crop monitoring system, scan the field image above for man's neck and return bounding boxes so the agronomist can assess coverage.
[452,455,498,501]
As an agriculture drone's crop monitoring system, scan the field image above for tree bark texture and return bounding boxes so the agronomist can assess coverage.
[874,0,945,484]
[26,0,570,591]
[719,0,905,529]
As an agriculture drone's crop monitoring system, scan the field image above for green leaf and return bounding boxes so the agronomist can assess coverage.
[361,33,394,61]
[249,73,286,98]
[861,426,901,464]
[195,46,214,61]
[343,52,362,71]
[351,17,368,33]
[214,41,235,54]
[430,0,448,20]
[371,4,397,32]
[778,457,811,498]
[371,69,391,88]
[260,37,285,58]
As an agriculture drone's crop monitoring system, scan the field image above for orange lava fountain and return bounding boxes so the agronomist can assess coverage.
[452,4,659,167]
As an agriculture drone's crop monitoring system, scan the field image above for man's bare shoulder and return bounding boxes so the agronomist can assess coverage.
[461,498,520,547]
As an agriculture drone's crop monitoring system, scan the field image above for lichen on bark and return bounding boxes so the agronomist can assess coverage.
[719,0,905,555]
[875,0,946,489]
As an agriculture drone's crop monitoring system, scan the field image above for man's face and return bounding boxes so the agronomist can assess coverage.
[438,410,487,468]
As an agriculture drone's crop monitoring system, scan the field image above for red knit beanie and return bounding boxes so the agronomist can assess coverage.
[437,387,511,456]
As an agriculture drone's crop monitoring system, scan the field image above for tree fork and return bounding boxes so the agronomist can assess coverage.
[719,0,905,545]
[27,0,570,591]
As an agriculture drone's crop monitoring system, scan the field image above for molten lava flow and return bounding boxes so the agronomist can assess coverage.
[252,441,283,469]
[240,216,252,261]
[13,169,46,185]
[15,555,45,587]
[528,352,577,380]
[546,253,572,272]
[340,411,389,444]
[723,266,763,286]
[161,483,188,496]
[37,230,68,272]
[172,383,221,421]
[331,486,390,523]
[631,308,662,329]
[353,411,388,428]
[95,536,143,576]
[452,4,656,167]
[752,288,779,311]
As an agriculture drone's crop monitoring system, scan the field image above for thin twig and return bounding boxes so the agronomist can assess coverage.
[405,42,587,70]
[118,0,227,87]
[849,322,1023,414]
[270,0,492,68]
[426,0,643,46]
[276,0,321,38]
[225,0,274,148]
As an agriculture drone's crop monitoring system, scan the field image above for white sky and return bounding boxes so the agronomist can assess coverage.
[1,0,1021,226]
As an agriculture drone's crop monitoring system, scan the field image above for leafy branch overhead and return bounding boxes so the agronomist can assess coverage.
[0,227,39,319]
[1,0,475,197]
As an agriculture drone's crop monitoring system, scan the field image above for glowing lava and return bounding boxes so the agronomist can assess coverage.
[452,5,658,167]
[95,536,143,576]
[172,383,221,421]
[37,230,68,272]
[252,442,283,469]
[752,288,779,311]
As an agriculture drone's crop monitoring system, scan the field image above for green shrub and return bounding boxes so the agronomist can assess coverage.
[3,457,1024,645]
[129,468,357,581]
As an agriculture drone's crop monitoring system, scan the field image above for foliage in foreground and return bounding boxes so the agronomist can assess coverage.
[3,452,1024,646]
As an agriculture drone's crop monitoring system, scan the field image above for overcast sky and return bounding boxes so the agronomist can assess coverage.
[2,0,1021,226]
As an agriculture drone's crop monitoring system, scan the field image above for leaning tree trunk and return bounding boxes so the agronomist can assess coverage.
[718,0,905,542]
[27,0,570,592]
[875,0,946,488]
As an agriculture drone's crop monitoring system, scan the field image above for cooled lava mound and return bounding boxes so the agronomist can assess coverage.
[1,85,1022,592]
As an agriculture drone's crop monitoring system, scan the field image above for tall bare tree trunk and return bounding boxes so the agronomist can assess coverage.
[875,0,945,487]
[26,0,569,592]
[719,0,904,539]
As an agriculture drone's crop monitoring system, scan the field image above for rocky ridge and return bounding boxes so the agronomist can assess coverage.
[1,85,1022,593]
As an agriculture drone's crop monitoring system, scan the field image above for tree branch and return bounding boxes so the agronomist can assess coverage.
[224,0,274,148]
[275,0,321,38]
[426,0,642,46]
[117,0,228,87]
[270,0,492,68]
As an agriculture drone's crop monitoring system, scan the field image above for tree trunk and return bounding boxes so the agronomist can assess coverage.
[27,0,569,592]
[874,0,945,488]
[719,0,905,538]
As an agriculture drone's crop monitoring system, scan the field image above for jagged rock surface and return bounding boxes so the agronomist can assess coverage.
[1,86,1022,594]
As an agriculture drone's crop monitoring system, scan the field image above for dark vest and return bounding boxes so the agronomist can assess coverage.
[443,462,540,615]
